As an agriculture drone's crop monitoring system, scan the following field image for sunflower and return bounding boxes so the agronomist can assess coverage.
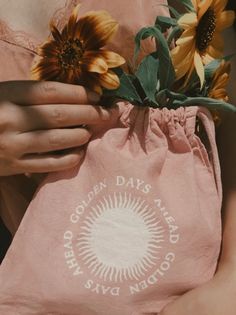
[208,60,231,125]
[31,4,125,94]
[208,60,230,101]
[171,0,235,88]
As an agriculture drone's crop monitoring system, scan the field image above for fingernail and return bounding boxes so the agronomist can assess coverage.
[101,108,111,120]
[87,91,100,103]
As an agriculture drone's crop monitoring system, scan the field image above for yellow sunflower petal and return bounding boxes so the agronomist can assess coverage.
[211,33,224,52]
[76,10,118,50]
[82,74,103,95]
[31,55,59,69]
[71,3,81,21]
[213,0,228,15]
[98,50,126,68]
[64,69,75,83]
[206,45,223,59]
[172,45,195,79]
[183,60,196,87]
[194,51,205,88]
[176,28,195,46]
[92,84,103,95]
[86,50,125,68]
[214,75,228,89]
[178,13,198,29]
[211,88,228,100]
[208,60,230,101]
[39,40,60,57]
[81,52,108,73]
[171,41,194,66]
[224,62,231,74]
[31,61,61,81]
[99,70,120,89]
[66,4,82,38]
[192,0,198,11]
[175,56,193,79]
[220,72,230,83]
[176,36,195,49]
[61,24,69,41]
[216,11,235,31]
[31,69,60,81]
[60,5,82,41]
[198,0,213,20]
[202,53,215,65]
[50,24,63,42]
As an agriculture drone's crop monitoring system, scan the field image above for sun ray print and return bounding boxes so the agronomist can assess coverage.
[76,192,165,283]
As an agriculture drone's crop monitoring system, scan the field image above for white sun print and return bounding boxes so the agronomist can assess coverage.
[76,192,165,283]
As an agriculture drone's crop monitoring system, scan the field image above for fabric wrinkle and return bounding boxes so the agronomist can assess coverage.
[118,103,198,155]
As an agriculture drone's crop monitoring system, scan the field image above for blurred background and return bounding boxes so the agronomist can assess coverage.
[0,218,12,263]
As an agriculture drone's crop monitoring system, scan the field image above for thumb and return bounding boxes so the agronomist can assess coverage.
[158,296,184,315]
[158,304,172,315]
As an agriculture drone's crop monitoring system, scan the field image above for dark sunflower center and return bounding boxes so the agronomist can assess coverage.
[59,39,84,69]
[196,8,216,52]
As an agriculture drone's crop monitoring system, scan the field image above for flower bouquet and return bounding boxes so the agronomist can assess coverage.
[31,0,235,125]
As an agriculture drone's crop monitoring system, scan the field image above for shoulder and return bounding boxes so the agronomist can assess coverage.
[0,0,68,39]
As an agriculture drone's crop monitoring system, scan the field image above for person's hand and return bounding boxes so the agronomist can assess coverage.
[159,265,236,315]
[0,80,112,176]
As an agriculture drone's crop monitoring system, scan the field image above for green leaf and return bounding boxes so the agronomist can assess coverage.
[153,27,176,89]
[167,25,182,46]
[160,4,181,19]
[166,90,188,101]
[155,89,188,108]
[173,0,195,12]
[103,68,142,104]
[134,26,175,89]
[135,55,159,105]
[172,96,236,112]
[157,90,236,113]
[134,27,154,62]
[155,89,169,107]
[155,16,177,32]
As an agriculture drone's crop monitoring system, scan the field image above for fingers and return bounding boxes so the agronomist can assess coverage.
[15,147,85,174]
[15,128,91,154]
[0,126,91,175]
[0,81,100,105]
[16,104,112,132]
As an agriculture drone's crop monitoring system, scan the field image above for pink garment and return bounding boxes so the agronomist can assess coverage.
[0,1,223,313]
[0,0,169,234]
[0,103,222,314]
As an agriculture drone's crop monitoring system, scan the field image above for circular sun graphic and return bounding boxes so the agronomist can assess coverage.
[76,192,165,283]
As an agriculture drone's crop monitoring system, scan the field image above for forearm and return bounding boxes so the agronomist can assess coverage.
[215,20,236,272]
[217,128,236,272]
[217,190,236,272]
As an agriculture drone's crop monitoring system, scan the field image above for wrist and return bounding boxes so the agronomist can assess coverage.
[213,262,236,297]
[215,257,236,280]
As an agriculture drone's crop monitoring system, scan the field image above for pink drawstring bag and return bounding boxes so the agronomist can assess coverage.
[0,103,222,315]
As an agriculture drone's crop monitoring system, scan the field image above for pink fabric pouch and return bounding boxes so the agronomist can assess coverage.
[0,103,222,315]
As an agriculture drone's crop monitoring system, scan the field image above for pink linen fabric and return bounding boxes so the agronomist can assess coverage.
[0,102,222,314]
[0,42,40,234]
[0,0,169,234]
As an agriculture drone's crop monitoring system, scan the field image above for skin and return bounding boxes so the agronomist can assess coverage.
[0,80,116,175]
[0,1,236,314]
[0,0,118,176]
